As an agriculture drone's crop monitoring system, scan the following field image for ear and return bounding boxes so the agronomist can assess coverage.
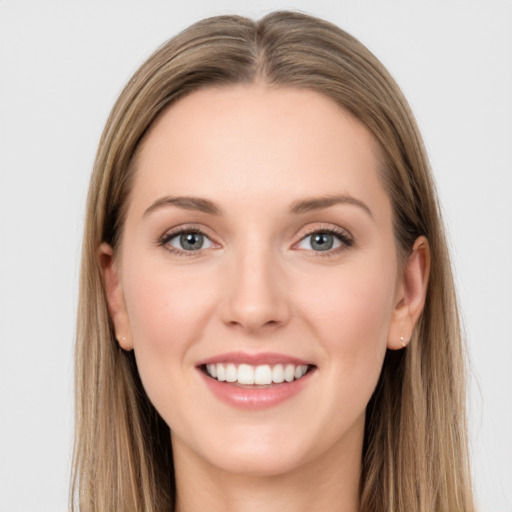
[98,242,133,351]
[387,236,430,350]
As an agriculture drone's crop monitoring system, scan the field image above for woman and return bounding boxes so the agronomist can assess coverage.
[72,11,475,512]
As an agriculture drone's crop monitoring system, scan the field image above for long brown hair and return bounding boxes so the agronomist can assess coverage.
[72,11,474,511]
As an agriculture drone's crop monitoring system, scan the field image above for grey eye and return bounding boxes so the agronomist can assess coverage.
[310,233,335,251]
[167,231,213,251]
[181,232,203,250]
[297,231,342,252]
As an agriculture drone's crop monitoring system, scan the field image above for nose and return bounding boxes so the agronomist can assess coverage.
[220,243,291,334]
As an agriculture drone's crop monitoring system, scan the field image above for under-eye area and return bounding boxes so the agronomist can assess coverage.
[200,363,317,386]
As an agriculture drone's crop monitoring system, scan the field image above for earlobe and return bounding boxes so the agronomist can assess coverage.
[387,236,430,350]
[98,242,134,351]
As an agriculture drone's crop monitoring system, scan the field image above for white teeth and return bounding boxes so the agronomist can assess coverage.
[225,363,237,382]
[254,365,272,385]
[205,362,310,385]
[272,364,285,383]
[206,364,217,378]
[284,364,295,382]
[237,364,254,385]
[217,364,226,382]
[295,365,307,379]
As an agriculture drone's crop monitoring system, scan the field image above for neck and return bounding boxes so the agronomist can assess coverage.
[172,420,363,512]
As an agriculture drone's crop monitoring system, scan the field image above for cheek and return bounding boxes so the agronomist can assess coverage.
[304,260,396,343]
[298,255,397,392]
[121,261,218,413]
[123,260,216,348]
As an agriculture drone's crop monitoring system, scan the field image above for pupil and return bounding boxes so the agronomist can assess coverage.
[181,232,203,250]
[312,233,333,251]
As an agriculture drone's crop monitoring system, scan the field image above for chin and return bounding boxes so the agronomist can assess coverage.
[206,442,309,478]
[176,420,324,478]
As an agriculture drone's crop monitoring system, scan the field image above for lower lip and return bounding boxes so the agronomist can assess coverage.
[199,368,315,410]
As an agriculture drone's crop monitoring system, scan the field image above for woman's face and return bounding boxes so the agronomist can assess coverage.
[103,85,419,477]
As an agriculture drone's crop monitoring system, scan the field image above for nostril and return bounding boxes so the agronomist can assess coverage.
[225,316,285,332]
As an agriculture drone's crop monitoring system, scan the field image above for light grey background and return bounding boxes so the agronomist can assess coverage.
[0,1,510,511]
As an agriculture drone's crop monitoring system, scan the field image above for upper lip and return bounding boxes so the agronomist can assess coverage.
[196,351,314,367]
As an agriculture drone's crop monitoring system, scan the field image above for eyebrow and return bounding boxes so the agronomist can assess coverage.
[289,194,373,218]
[144,196,223,216]
[144,193,373,219]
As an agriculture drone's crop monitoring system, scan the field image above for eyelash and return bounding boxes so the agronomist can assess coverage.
[297,226,354,258]
[157,225,212,257]
[157,225,354,258]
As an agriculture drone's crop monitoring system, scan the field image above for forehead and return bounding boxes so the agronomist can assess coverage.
[130,84,389,217]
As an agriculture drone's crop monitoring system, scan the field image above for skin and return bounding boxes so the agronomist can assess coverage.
[101,85,429,512]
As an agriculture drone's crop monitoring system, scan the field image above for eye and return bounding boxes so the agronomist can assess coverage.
[161,229,215,254]
[295,228,352,253]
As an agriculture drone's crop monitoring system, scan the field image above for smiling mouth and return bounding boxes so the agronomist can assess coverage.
[202,363,315,386]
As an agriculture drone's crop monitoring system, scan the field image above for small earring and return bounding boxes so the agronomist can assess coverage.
[400,333,406,348]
